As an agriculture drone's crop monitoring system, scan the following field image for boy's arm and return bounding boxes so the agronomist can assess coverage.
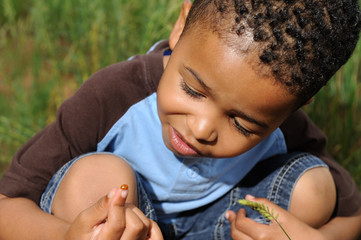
[0,194,69,239]
[280,109,361,216]
[319,209,361,240]
[0,190,163,240]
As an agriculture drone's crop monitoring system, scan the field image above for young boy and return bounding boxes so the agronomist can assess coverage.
[0,0,361,239]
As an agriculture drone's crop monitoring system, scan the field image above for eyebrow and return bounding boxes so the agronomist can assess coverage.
[233,110,270,129]
[184,64,269,130]
[184,65,213,94]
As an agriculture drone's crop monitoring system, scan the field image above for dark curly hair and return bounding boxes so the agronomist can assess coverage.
[182,0,361,105]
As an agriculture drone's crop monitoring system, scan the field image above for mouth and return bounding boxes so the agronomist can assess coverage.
[169,126,200,157]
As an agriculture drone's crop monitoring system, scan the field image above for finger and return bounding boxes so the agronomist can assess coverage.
[124,205,163,240]
[235,207,269,236]
[225,210,237,223]
[238,209,273,239]
[226,210,253,240]
[75,188,116,231]
[235,208,248,225]
[225,209,248,230]
[119,208,150,240]
[126,204,151,229]
[98,185,128,240]
[148,220,164,240]
[90,223,105,240]
[125,205,152,239]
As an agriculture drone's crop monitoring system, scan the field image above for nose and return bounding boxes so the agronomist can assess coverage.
[187,113,218,143]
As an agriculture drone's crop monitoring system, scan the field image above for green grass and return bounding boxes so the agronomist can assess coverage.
[0,0,360,193]
[0,0,180,174]
[303,39,361,187]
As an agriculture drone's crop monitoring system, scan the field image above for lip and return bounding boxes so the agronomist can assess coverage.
[169,126,199,156]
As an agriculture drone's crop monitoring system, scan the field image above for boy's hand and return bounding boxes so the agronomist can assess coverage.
[65,187,163,240]
[225,195,324,240]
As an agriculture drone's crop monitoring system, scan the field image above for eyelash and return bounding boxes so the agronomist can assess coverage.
[180,80,204,99]
[180,79,254,137]
[233,118,253,137]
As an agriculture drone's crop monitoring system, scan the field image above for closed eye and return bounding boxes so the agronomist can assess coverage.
[180,79,205,99]
[232,117,254,137]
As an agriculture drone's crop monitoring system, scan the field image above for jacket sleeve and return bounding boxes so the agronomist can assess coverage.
[0,52,162,203]
[280,109,361,217]
[0,65,116,203]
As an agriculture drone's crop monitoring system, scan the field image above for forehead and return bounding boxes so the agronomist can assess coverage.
[173,30,298,121]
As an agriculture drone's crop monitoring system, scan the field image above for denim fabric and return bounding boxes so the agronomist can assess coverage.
[39,156,78,214]
[158,152,327,240]
[40,152,326,240]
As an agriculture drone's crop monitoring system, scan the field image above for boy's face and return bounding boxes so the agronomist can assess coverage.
[157,30,297,158]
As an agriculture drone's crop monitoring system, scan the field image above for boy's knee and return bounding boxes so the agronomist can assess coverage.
[52,154,137,221]
[289,166,336,228]
[67,153,136,184]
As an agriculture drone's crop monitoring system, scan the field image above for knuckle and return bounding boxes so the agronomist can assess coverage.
[76,209,88,223]
[110,222,125,233]
[257,232,269,240]
[230,231,238,239]
[143,218,151,229]
[128,220,146,233]
[235,220,243,230]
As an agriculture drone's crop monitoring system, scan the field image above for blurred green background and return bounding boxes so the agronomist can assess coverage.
[0,0,360,192]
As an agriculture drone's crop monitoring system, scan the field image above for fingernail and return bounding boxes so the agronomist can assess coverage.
[120,184,128,198]
[225,211,229,220]
[107,188,116,199]
[246,194,255,200]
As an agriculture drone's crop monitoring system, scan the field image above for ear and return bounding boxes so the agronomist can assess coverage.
[169,0,192,50]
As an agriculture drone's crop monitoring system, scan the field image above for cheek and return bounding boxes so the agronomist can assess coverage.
[215,129,267,157]
[157,79,175,116]
[157,76,189,116]
[157,78,181,126]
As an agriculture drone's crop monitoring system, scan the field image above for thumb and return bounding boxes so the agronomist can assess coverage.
[66,188,118,238]
[76,188,117,229]
[97,185,128,239]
